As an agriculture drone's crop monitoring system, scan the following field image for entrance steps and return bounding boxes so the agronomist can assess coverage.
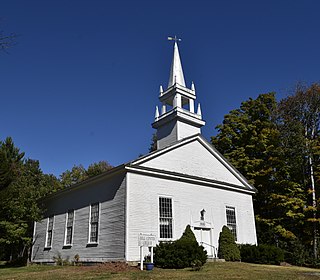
[207,257,225,262]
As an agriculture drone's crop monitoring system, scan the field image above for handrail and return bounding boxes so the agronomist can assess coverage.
[200,242,217,258]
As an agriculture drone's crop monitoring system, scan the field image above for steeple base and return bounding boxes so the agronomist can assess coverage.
[152,107,205,149]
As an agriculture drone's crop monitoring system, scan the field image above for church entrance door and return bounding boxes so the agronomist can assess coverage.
[193,227,213,257]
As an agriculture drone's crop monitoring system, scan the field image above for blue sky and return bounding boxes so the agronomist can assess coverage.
[1,0,320,176]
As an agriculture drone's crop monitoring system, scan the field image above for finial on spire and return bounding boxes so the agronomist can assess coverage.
[155,106,159,120]
[197,103,202,117]
[191,81,195,92]
[159,85,163,96]
[167,36,186,88]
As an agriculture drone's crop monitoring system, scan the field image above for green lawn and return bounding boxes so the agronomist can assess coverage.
[0,262,320,280]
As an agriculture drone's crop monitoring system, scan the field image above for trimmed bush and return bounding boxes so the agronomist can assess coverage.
[218,226,240,261]
[240,244,284,265]
[154,225,207,269]
[239,244,259,263]
[284,240,311,266]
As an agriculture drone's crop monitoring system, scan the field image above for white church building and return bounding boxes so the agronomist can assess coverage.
[32,41,257,263]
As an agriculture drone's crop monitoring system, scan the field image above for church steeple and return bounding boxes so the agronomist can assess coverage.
[152,38,205,150]
[168,42,186,88]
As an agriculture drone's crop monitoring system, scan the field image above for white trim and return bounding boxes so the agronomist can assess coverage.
[158,195,174,241]
[125,173,129,261]
[33,257,125,263]
[72,210,75,245]
[87,202,100,245]
[130,135,254,191]
[87,205,91,244]
[31,221,37,260]
[45,215,54,249]
[225,205,237,242]
[64,209,75,247]
[63,212,68,246]
[126,166,255,195]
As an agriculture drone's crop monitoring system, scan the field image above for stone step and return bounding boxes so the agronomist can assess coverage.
[207,258,225,262]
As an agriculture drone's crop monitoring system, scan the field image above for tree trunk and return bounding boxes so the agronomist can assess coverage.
[307,126,317,259]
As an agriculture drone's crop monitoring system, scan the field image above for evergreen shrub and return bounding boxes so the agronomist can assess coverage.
[283,240,311,266]
[240,244,284,265]
[218,226,240,261]
[154,225,207,269]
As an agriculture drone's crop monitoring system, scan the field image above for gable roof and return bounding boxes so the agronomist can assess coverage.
[127,134,256,194]
[43,134,256,201]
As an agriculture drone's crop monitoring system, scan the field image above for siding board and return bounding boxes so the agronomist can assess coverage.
[32,173,126,263]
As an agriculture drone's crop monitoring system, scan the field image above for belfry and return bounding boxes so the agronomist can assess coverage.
[152,40,205,149]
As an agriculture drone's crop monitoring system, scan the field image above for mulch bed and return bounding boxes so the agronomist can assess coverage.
[74,262,139,273]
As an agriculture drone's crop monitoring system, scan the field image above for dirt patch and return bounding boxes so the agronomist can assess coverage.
[75,262,139,273]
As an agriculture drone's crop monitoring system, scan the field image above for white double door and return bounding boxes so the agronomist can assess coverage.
[193,227,213,257]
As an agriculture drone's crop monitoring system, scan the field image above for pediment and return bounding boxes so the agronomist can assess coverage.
[131,136,254,191]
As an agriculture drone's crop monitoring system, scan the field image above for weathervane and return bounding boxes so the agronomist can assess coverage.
[168,35,182,43]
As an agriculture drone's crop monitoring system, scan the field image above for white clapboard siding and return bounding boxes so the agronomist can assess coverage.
[139,139,245,186]
[157,121,178,149]
[32,173,126,263]
[126,172,256,261]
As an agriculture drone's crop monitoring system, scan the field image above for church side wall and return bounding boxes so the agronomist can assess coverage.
[32,172,126,263]
[126,172,256,261]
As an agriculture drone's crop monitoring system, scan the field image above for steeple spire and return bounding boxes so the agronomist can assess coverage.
[152,39,205,150]
[168,41,186,88]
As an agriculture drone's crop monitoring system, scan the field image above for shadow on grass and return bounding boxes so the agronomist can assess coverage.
[0,259,27,268]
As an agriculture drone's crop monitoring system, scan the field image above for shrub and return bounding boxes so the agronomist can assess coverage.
[53,252,70,266]
[218,226,240,261]
[239,244,259,263]
[191,259,203,271]
[283,240,311,266]
[154,225,207,269]
[240,244,284,265]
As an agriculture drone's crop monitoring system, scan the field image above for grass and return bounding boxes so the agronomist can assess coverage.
[0,262,320,280]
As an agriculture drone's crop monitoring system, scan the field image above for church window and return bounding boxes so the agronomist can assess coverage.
[159,197,173,239]
[226,206,237,241]
[46,216,54,248]
[64,210,74,246]
[89,203,99,243]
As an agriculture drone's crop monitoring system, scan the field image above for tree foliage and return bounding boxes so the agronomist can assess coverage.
[0,137,24,191]
[149,133,157,152]
[0,138,60,262]
[59,161,113,188]
[212,84,320,262]
[240,244,284,265]
[0,136,113,263]
[0,21,16,53]
[278,83,320,258]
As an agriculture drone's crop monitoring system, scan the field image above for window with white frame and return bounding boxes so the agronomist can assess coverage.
[159,197,173,239]
[89,203,99,243]
[46,216,54,247]
[226,206,237,241]
[64,210,74,246]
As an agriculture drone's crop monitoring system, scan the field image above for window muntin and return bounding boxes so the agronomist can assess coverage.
[46,216,54,247]
[226,206,237,241]
[159,197,173,239]
[65,210,74,245]
[89,203,99,243]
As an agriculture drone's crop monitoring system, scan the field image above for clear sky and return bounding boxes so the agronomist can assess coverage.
[1,0,320,177]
